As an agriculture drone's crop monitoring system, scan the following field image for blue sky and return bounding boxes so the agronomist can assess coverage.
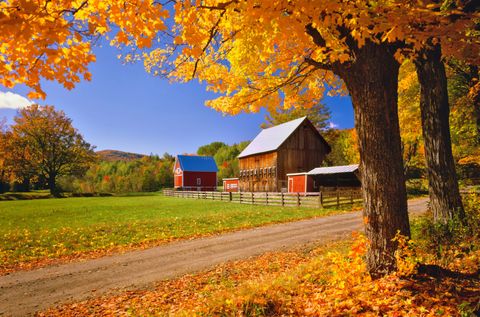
[0,45,354,156]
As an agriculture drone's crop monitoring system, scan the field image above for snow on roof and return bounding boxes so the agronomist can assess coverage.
[238,117,308,158]
[307,164,359,175]
[176,155,218,172]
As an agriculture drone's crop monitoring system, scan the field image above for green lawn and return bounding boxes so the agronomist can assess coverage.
[0,193,350,272]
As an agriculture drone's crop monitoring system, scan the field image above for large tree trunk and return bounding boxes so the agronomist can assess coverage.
[48,173,58,196]
[414,44,465,223]
[338,42,411,278]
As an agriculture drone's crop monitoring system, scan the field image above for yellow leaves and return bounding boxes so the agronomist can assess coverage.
[0,0,168,99]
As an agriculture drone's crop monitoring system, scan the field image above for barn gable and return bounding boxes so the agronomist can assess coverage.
[238,116,330,158]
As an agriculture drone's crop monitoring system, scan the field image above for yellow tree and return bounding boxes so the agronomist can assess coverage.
[0,0,168,98]
[2,0,478,277]
[142,1,476,276]
[10,105,97,195]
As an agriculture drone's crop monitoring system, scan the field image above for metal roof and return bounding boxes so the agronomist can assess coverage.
[176,155,218,172]
[238,116,308,158]
[286,172,308,176]
[307,164,359,175]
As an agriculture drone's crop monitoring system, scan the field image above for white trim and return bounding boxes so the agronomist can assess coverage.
[222,178,239,181]
[286,172,308,176]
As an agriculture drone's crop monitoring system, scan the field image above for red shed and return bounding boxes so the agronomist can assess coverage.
[174,155,218,191]
[223,178,239,192]
[287,172,314,193]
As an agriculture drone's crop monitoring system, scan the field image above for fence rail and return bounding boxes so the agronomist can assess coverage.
[163,189,362,209]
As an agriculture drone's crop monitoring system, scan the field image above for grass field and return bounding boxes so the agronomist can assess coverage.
[0,193,353,273]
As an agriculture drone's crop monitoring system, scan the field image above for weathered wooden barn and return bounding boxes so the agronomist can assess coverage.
[173,155,218,191]
[238,117,331,192]
[287,164,360,193]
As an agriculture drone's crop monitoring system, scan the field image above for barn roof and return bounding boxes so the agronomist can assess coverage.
[239,116,322,158]
[307,164,359,175]
[176,155,218,172]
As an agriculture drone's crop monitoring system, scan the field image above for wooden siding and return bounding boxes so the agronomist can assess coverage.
[238,151,278,192]
[277,121,329,190]
[182,171,217,190]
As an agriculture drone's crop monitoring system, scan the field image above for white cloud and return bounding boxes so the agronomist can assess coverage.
[328,122,339,129]
[0,91,32,109]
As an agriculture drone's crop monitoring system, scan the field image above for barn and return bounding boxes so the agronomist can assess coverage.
[238,117,331,192]
[222,178,239,192]
[173,155,218,191]
[287,164,361,193]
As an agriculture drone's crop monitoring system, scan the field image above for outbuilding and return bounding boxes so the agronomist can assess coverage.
[174,155,218,191]
[307,164,360,189]
[287,164,361,193]
[222,178,239,192]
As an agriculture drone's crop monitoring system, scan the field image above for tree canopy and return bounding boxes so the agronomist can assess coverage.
[7,105,96,195]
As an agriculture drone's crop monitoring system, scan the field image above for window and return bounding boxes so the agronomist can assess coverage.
[197,178,201,185]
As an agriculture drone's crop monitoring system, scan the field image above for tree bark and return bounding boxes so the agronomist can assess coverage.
[414,44,465,223]
[48,173,58,196]
[337,41,411,278]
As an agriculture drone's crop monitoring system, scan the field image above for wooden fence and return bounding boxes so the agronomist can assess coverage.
[163,189,363,209]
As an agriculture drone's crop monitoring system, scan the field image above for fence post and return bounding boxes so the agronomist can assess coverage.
[266,192,268,205]
[281,192,284,206]
[229,192,232,202]
[297,192,300,207]
[318,191,321,208]
[251,192,254,204]
[336,190,340,208]
[240,192,243,204]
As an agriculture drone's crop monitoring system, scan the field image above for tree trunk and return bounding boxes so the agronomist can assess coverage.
[338,42,410,278]
[48,174,58,196]
[414,44,465,223]
[468,65,480,144]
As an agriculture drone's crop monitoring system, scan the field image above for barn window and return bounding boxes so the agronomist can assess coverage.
[197,178,201,185]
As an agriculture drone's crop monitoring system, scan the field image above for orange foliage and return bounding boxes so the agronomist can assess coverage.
[0,0,168,98]
[39,233,480,316]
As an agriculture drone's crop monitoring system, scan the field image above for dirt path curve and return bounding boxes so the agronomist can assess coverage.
[0,198,428,316]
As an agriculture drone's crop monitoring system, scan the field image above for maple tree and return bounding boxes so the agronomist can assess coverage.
[0,0,168,98]
[143,1,475,277]
[9,105,96,195]
[261,103,331,132]
[323,128,360,166]
[2,0,478,276]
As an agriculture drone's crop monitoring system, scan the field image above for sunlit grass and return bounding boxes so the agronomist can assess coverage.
[0,193,350,270]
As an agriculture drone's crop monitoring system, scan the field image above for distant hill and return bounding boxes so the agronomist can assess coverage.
[96,150,146,162]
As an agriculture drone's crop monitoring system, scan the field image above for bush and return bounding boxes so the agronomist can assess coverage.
[412,192,480,261]
[406,178,429,197]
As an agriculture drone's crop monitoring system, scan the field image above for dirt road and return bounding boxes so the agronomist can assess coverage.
[0,198,428,316]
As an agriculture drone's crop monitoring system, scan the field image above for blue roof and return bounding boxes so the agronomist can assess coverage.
[176,155,218,172]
